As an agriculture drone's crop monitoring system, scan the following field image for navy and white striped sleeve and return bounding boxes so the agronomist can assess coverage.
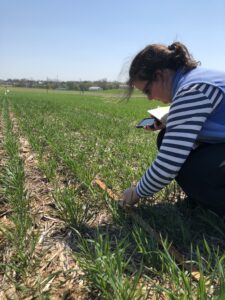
[136,83,223,198]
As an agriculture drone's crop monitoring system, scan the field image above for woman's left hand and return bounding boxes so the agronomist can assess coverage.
[122,187,140,206]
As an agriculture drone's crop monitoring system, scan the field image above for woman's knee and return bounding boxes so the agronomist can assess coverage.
[176,143,225,216]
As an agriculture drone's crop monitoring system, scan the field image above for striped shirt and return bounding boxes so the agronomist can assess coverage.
[136,83,224,197]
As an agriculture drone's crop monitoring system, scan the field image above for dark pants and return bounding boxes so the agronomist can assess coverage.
[157,129,225,215]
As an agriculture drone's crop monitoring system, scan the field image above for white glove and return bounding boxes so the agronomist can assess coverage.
[122,187,140,206]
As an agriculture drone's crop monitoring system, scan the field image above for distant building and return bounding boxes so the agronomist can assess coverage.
[88,86,103,91]
[119,84,128,89]
[56,87,67,90]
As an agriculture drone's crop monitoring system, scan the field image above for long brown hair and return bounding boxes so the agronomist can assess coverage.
[126,42,200,98]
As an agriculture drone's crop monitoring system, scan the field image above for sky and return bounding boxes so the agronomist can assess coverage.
[1,0,225,82]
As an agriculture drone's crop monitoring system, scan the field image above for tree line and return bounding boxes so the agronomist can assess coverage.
[1,78,125,91]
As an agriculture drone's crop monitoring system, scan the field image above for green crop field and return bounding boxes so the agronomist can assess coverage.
[0,88,225,299]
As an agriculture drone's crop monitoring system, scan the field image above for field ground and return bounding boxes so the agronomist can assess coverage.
[0,88,225,299]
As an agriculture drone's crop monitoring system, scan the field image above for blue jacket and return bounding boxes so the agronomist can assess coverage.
[172,67,225,142]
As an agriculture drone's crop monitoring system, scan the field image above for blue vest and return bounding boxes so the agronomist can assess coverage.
[172,67,225,143]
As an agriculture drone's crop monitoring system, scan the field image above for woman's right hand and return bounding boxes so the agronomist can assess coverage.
[143,114,165,131]
[144,119,165,131]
